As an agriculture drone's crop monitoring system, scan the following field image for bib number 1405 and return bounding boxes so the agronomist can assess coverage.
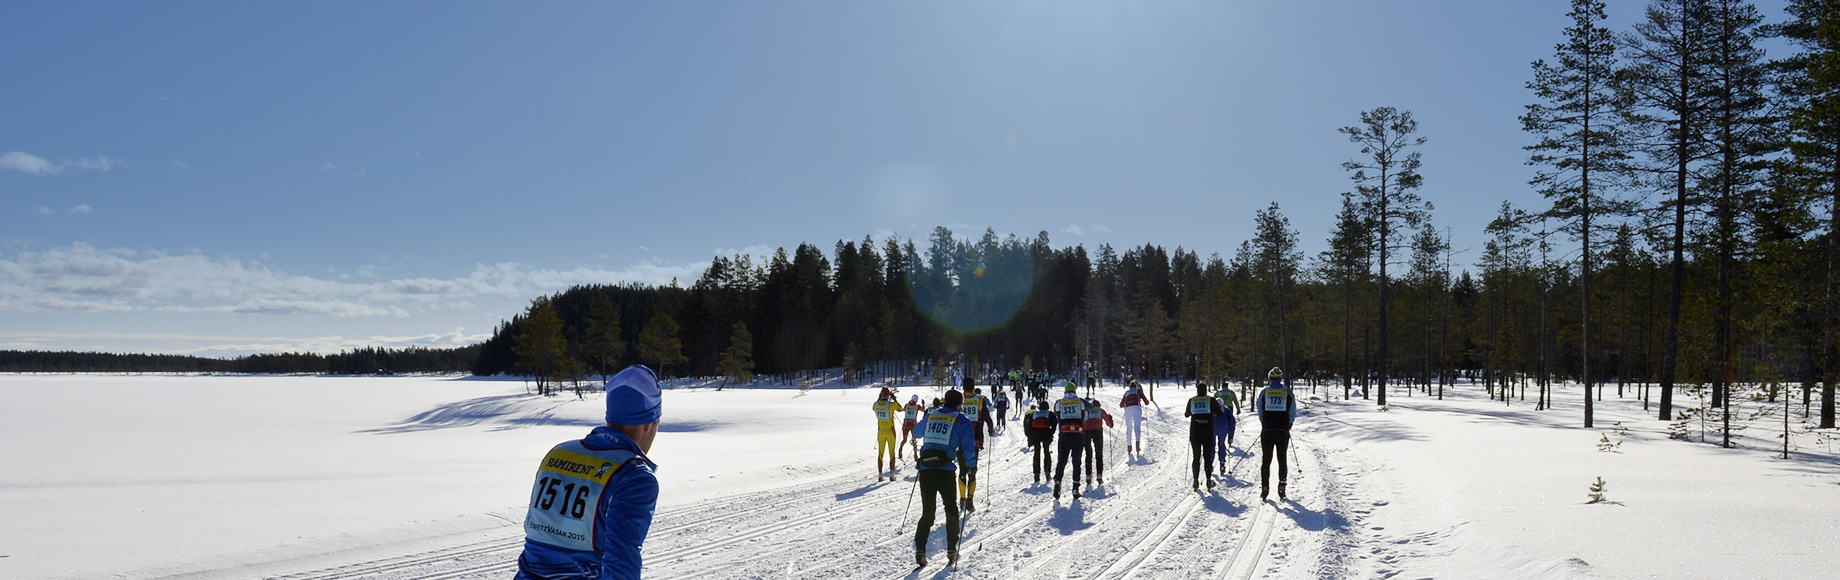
[531,476,591,519]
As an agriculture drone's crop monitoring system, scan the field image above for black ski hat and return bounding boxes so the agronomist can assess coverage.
[944,389,964,409]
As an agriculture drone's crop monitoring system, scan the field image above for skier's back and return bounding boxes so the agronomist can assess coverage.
[1183,382,1224,490]
[1257,368,1297,500]
[1051,382,1087,500]
[913,389,977,567]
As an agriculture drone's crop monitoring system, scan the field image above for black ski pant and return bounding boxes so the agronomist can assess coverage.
[1083,431,1105,481]
[915,469,960,553]
[1260,429,1291,491]
[1189,428,1215,484]
[1053,431,1085,486]
[1030,433,1052,480]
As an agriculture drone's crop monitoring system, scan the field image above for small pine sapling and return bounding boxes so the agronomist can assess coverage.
[1596,433,1622,453]
[1586,477,1608,504]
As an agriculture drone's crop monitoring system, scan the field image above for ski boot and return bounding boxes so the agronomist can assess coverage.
[1207,478,1216,490]
[1278,481,1287,501]
[1260,486,1269,500]
[947,550,959,564]
[916,552,927,568]
[1053,483,1061,500]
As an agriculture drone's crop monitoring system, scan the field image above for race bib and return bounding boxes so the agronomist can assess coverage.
[1189,398,1212,415]
[1058,399,1084,417]
[923,412,956,446]
[524,443,632,552]
[904,406,921,421]
[875,407,891,421]
[963,402,981,421]
[1263,389,1289,412]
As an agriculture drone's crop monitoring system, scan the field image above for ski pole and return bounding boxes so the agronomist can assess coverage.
[898,471,920,531]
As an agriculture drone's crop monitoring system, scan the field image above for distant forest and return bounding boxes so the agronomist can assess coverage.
[477,0,1840,437]
[0,346,478,374]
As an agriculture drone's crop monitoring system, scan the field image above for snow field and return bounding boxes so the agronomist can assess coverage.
[4,374,1837,580]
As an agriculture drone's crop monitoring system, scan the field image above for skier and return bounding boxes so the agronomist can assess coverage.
[1025,399,1056,484]
[1120,381,1146,454]
[1184,382,1225,490]
[1258,368,1297,501]
[913,389,977,568]
[992,387,1010,431]
[1214,381,1240,467]
[901,394,925,459]
[872,387,903,481]
[514,365,662,580]
[956,387,992,512]
[1081,397,1115,485]
[1052,381,1087,500]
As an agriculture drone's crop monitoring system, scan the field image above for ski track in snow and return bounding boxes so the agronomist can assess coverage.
[248,391,1366,580]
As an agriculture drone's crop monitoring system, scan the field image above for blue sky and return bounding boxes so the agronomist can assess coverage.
[0,0,1794,356]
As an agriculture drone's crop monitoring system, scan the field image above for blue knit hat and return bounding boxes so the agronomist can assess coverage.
[605,365,662,425]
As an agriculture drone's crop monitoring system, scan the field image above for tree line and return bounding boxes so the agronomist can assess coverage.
[0,346,479,374]
[477,0,1840,439]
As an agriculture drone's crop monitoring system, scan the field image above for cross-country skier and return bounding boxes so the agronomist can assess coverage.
[872,387,903,481]
[1052,381,1087,500]
[992,387,1010,430]
[1214,381,1239,467]
[1120,381,1146,454]
[958,387,997,512]
[1081,398,1115,485]
[1184,382,1225,490]
[514,365,662,580]
[1257,368,1297,501]
[1026,399,1056,484]
[913,389,977,568]
[901,394,925,458]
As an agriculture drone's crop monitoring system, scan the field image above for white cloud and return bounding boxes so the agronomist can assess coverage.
[71,156,120,171]
[1,151,60,175]
[0,328,496,356]
[31,205,53,216]
[0,151,126,175]
[1060,224,1113,236]
[68,205,93,214]
[715,244,775,258]
[0,243,710,318]
[171,160,189,169]
[321,162,338,173]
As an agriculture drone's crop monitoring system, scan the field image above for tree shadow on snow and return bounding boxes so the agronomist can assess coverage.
[1308,412,1427,443]
[358,394,587,434]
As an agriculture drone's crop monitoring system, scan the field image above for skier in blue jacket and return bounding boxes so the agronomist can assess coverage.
[515,365,663,580]
[913,388,979,567]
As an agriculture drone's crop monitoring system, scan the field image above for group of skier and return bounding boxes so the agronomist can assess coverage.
[887,366,1299,568]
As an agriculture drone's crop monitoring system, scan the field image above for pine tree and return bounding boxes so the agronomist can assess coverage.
[1252,202,1304,372]
[1341,106,1432,407]
[513,298,572,396]
[716,321,754,389]
[1621,0,1714,422]
[1320,194,1372,399]
[638,312,689,378]
[577,292,625,382]
[1776,0,1840,429]
[1524,0,1633,427]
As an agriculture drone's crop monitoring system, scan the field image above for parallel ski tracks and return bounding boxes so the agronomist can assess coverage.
[274,467,889,580]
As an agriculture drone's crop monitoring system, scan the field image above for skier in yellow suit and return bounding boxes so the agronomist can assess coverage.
[873,386,903,482]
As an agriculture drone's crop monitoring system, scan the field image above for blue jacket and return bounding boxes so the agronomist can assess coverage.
[914,407,978,472]
[515,426,659,580]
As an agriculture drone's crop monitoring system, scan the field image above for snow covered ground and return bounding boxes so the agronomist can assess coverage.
[2,373,1836,580]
